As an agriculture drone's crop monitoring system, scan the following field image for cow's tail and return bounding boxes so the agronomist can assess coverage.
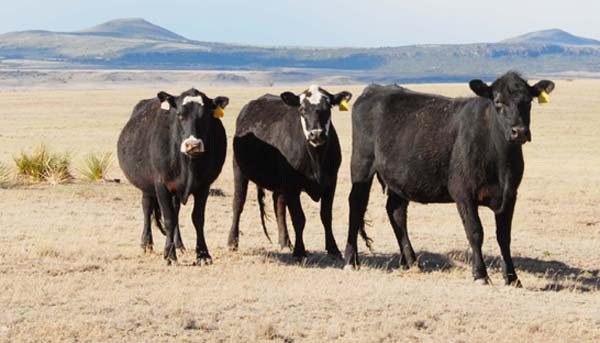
[359,216,374,253]
[152,204,167,236]
[257,186,272,243]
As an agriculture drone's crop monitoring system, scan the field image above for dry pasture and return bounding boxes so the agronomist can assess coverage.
[0,80,599,342]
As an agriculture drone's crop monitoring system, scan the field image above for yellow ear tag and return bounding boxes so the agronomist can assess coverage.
[538,90,550,104]
[338,98,349,111]
[213,106,225,118]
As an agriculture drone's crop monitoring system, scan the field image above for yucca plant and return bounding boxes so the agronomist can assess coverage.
[14,144,73,184]
[0,162,12,187]
[78,152,113,181]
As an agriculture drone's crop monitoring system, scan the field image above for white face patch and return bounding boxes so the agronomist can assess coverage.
[161,101,171,110]
[182,96,204,106]
[180,135,204,155]
[300,116,311,141]
[299,84,326,105]
[325,117,331,135]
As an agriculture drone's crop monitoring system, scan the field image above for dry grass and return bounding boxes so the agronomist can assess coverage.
[0,161,12,187]
[0,81,599,342]
[13,144,73,184]
[77,152,113,181]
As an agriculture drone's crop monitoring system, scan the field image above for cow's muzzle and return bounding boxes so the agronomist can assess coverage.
[307,129,326,147]
[181,135,205,157]
[509,126,531,144]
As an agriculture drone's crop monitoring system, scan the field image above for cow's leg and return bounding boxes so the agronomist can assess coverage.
[495,196,521,287]
[321,177,341,258]
[273,191,292,251]
[285,190,307,259]
[141,193,154,253]
[172,196,186,253]
[456,201,488,283]
[227,158,248,251]
[385,193,416,268]
[155,184,178,264]
[344,177,373,269]
[193,186,212,265]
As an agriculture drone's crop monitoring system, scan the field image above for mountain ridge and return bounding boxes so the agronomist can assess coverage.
[1,19,600,83]
[78,18,189,41]
[502,28,600,46]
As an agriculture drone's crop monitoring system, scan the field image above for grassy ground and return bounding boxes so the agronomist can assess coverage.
[0,80,598,342]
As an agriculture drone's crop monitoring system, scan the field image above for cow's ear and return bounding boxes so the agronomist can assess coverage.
[469,80,492,99]
[157,91,177,111]
[530,80,555,96]
[331,91,352,105]
[214,96,229,109]
[332,91,352,111]
[212,96,229,118]
[281,92,300,107]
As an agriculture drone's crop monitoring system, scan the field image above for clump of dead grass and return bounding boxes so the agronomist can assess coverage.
[35,245,61,258]
[255,323,279,341]
[78,152,113,181]
[0,162,13,188]
[13,144,73,184]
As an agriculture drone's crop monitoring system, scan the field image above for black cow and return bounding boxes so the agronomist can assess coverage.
[345,72,554,286]
[227,85,352,258]
[118,88,228,265]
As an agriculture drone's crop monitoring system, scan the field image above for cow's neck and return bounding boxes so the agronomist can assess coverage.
[170,143,197,205]
[489,111,524,213]
[304,139,329,184]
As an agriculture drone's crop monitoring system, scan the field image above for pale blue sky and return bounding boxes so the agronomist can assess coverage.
[2,0,599,47]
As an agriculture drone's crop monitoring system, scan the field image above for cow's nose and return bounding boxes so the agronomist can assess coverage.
[185,140,201,150]
[308,130,324,140]
[307,129,326,146]
[181,136,205,156]
[510,126,531,143]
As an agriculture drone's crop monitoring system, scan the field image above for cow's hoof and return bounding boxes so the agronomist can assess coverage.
[194,257,213,266]
[474,276,491,286]
[142,245,153,254]
[293,251,308,260]
[165,258,178,266]
[343,264,358,272]
[227,240,239,252]
[279,242,293,252]
[327,250,343,261]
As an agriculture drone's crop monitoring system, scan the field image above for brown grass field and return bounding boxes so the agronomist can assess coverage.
[0,80,599,342]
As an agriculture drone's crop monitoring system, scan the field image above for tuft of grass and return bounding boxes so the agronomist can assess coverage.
[14,144,73,184]
[78,152,113,181]
[0,162,12,187]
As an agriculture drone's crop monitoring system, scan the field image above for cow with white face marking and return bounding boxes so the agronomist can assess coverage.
[118,88,228,265]
[227,85,352,258]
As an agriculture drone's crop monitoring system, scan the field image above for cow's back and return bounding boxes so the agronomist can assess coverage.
[351,84,464,202]
[117,98,160,193]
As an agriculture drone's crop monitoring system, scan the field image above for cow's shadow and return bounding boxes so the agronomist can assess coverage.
[447,249,599,292]
[262,249,454,272]
[262,248,599,292]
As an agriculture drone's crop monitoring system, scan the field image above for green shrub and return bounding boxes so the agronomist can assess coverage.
[14,144,73,184]
[78,152,113,181]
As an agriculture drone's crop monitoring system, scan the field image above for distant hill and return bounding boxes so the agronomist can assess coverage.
[1,18,600,84]
[78,18,188,41]
[502,29,600,46]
